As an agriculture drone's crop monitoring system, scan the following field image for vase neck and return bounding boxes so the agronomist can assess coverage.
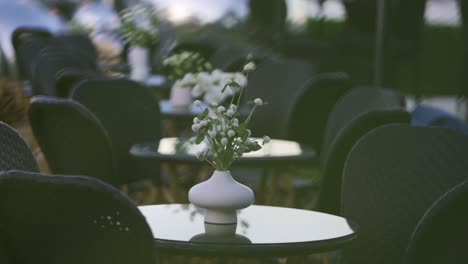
[212,170,232,177]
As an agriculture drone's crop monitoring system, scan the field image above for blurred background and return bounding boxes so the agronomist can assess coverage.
[0,0,466,102]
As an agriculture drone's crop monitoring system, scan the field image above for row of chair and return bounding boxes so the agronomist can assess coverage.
[12,26,101,97]
[0,121,155,264]
[28,78,162,188]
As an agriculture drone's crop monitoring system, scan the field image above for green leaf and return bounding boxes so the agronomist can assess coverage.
[196,134,205,144]
[230,82,241,88]
[248,142,261,151]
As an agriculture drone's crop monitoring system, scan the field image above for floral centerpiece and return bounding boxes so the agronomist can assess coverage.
[163,51,212,107]
[188,61,270,226]
[120,4,159,81]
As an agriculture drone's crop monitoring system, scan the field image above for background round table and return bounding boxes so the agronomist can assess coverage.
[139,204,358,257]
[130,137,316,167]
[131,138,317,204]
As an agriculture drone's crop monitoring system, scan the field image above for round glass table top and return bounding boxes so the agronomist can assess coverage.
[139,204,358,256]
[130,137,316,166]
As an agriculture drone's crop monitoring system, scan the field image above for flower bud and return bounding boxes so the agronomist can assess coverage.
[243,61,256,72]
[191,124,200,132]
[208,129,217,138]
[221,138,228,146]
[254,98,263,106]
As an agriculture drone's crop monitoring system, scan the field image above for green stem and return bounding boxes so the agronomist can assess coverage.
[244,105,257,126]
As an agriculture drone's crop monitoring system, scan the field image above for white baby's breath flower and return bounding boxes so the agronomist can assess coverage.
[243,61,256,72]
[217,106,226,112]
[217,125,223,131]
[254,98,263,106]
[193,117,199,124]
[192,124,200,132]
[232,123,239,128]
[232,118,239,124]
[200,120,208,127]
[221,138,228,146]
[230,104,237,111]
[233,73,247,87]
[228,130,236,138]
[193,100,202,107]
[226,109,235,117]
[263,135,271,144]
[208,129,217,138]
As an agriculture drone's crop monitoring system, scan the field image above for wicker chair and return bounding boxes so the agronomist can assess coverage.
[403,179,468,264]
[31,53,97,96]
[287,72,351,153]
[244,58,315,139]
[11,26,52,80]
[46,34,98,64]
[70,78,162,185]
[318,88,410,215]
[28,96,120,186]
[341,124,468,264]
[0,170,154,264]
[0,121,38,172]
[55,68,104,97]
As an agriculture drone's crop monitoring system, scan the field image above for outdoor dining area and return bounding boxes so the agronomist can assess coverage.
[0,0,468,263]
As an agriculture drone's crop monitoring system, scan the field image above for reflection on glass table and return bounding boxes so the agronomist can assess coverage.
[139,204,358,257]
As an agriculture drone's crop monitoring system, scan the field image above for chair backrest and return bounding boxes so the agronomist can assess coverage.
[32,53,96,96]
[318,87,410,214]
[0,170,154,264]
[47,34,98,62]
[55,67,104,98]
[341,124,468,264]
[403,179,468,264]
[287,72,351,153]
[244,58,315,139]
[0,121,38,172]
[28,96,117,186]
[70,78,162,184]
[11,26,52,80]
[411,104,468,134]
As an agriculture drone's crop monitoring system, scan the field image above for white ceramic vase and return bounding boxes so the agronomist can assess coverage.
[189,170,254,224]
[170,85,192,108]
[128,46,150,82]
